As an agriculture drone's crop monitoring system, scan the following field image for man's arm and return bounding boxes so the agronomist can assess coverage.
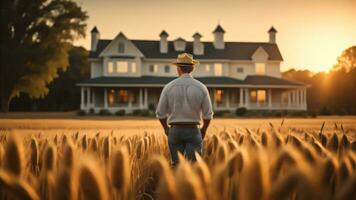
[156,86,169,136]
[200,119,211,139]
[159,118,169,136]
[201,88,213,139]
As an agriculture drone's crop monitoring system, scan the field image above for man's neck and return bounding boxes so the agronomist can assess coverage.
[180,73,191,77]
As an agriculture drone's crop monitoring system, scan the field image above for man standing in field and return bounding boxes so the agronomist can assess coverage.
[156,53,213,166]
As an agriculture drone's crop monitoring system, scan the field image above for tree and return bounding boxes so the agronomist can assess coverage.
[0,0,88,112]
[282,45,356,114]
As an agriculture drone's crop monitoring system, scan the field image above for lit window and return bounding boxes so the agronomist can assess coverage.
[237,67,244,73]
[131,62,137,73]
[108,89,115,106]
[149,64,158,72]
[215,89,224,104]
[205,64,210,72]
[164,65,170,73]
[108,62,114,73]
[117,61,128,73]
[214,63,223,76]
[118,42,125,53]
[257,90,266,103]
[250,89,266,103]
[118,89,129,104]
[250,90,257,103]
[255,63,265,75]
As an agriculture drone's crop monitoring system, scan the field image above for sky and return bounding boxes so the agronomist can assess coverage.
[75,0,356,73]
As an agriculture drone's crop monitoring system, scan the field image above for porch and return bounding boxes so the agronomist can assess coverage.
[80,86,307,113]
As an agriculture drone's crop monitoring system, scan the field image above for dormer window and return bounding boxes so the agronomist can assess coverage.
[164,65,170,73]
[255,63,266,75]
[118,42,125,53]
[116,61,128,73]
[108,61,114,73]
[131,62,137,73]
[149,64,158,73]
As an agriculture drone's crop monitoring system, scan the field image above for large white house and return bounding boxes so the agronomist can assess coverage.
[78,25,308,114]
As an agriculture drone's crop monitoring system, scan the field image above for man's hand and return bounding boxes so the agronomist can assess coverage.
[200,128,207,139]
[200,119,211,139]
[164,128,169,136]
[159,118,169,137]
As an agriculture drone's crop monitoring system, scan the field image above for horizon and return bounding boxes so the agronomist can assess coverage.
[74,0,356,73]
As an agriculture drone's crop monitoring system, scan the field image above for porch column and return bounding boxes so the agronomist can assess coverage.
[86,88,91,108]
[239,88,243,107]
[104,88,108,109]
[80,87,85,110]
[144,88,148,109]
[288,90,291,109]
[268,88,272,109]
[303,88,307,105]
[226,89,230,109]
[244,88,249,108]
[128,92,132,109]
[92,89,95,107]
[139,88,143,109]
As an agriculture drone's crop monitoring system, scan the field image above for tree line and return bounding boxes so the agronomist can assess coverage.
[283,46,356,115]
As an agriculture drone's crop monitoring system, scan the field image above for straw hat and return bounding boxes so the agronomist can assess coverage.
[172,53,199,66]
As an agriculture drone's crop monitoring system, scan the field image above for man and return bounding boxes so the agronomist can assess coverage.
[156,53,213,166]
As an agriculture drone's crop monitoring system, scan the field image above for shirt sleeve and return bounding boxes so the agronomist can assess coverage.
[155,87,169,119]
[202,88,214,119]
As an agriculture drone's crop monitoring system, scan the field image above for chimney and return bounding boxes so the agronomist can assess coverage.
[91,26,100,51]
[192,32,204,55]
[213,24,225,49]
[173,37,186,51]
[268,26,277,43]
[159,30,169,53]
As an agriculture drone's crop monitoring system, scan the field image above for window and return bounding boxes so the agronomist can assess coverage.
[257,90,266,103]
[250,89,266,104]
[237,67,244,73]
[116,61,128,73]
[149,64,158,73]
[118,42,125,53]
[215,89,224,105]
[108,89,115,106]
[214,63,223,76]
[108,62,114,73]
[255,63,266,75]
[118,89,129,104]
[164,65,170,73]
[131,62,137,73]
[205,64,210,72]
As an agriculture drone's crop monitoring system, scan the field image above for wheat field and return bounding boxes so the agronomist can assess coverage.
[0,118,355,200]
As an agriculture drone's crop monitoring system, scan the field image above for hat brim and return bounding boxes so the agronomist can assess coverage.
[172,60,199,66]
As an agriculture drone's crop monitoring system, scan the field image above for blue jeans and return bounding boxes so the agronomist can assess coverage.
[168,127,203,165]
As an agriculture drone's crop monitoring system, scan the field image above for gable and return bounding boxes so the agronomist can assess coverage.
[99,33,144,58]
[251,46,269,62]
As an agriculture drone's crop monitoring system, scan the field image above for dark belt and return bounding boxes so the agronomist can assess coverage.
[170,123,199,128]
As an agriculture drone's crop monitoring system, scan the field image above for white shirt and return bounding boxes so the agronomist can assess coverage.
[155,73,214,125]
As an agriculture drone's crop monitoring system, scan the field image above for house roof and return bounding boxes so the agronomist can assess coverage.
[91,26,99,33]
[268,26,277,33]
[159,30,168,37]
[77,75,306,87]
[89,39,283,61]
[213,24,226,33]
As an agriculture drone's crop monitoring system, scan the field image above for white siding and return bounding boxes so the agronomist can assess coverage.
[91,61,103,78]
[266,62,281,78]
[228,63,255,80]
